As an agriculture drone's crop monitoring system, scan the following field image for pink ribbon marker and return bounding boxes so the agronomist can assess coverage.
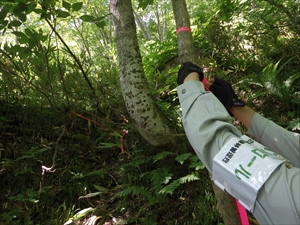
[176,26,192,34]
[202,77,210,91]
[235,199,250,225]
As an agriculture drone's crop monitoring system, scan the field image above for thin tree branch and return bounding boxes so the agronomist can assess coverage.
[41,125,66,174]
[45,18,96,97]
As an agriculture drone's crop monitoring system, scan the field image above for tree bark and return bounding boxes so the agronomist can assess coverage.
[171,0,196,64]
[171,0,242,224]
[109,0,175,147]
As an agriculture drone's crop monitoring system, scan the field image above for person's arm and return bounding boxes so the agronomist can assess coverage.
[246,112,300,167]
[183,72,199,82]
[206,78,300,167]
[179,73,242,173]
[205,78,253,129]
[229,106,255,129]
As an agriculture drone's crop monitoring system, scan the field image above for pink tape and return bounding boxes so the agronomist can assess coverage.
[235,199,250,225]
[202,77,210,91]
[176,26,192,34]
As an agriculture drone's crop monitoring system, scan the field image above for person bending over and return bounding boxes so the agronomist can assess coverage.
[176,62,300,225]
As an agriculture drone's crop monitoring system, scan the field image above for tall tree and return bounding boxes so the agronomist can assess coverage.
[109,0,176,147]
[171,0,242,224]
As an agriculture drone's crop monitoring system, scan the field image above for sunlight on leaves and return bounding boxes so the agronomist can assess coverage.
[78,192,102,199]
[64,207,94,225]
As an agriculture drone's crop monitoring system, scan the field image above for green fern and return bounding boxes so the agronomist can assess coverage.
[242,57,298,101]
[152,151,176,163]
[114,185,150,199]
[288,118,300,131]
[148,167,173,190]
[159,174,200,195]
[158,179,181,195]
[179,174,200,183]
[175,153,193,164]
[187,155,206,170]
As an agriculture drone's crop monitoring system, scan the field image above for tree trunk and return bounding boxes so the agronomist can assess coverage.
[171,0,196,64]
[171,0,242,224]
[109,0,175,147]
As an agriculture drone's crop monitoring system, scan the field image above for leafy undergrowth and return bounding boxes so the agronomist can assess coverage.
[0,101,226,225]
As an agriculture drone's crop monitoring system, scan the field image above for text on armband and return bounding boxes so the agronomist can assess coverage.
[222,139,249,163]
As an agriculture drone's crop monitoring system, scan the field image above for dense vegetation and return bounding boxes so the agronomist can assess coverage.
[0,0,299,224]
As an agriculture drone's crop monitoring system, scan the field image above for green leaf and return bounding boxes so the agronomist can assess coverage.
[288,111,295,118]
[24,28,47,43]
[5,45,25,54]
[29,146,49,154]
[17,2,28,12]
[78,192,102,199]
[138,0,154,9]
[94,15,108,28]
[15,153,35,161]
[40,12,51,20]
[64,207,94,224]
[71,169,105,180]
[34,8,43,14]
[0,19,8,27]
[13,5,22,15]
[153,151,176,163]
[163,176,172,184]
[179,174,200,183]
[72,2,83,12]
[18,13,27,22]
[57,10,70,18]
[19,47,32,59]
[95,20,105,28]
[94,185,108,193]
[12,31,29,44]
[98,142,119,149]
[288,118,300,131]
[113,131,122,138]
[29,198,39,203]
[62,1,71,10]
[175,153,193,164]
[27,2,37,14]
[0,8,8,20]
[80,15,95,22]
[291,98,299,104]
[189,161,205,170]
[159,180,180,194]
[9,20,22,27]
[159,174,200,195]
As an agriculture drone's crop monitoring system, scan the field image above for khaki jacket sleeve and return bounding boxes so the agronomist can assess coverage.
[177,81,242,173]
[247,113,300,167]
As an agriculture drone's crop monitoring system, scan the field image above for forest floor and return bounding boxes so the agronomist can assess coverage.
[0,102,259,225]
[0,102,131,224]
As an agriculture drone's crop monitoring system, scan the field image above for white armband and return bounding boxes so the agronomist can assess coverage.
[212,135,286,212]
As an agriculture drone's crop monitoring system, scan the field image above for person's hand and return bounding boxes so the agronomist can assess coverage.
[208,78,245,110]
[177,62,204,85]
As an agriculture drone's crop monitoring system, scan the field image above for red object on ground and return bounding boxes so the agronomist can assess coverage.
[69,111,127,154]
